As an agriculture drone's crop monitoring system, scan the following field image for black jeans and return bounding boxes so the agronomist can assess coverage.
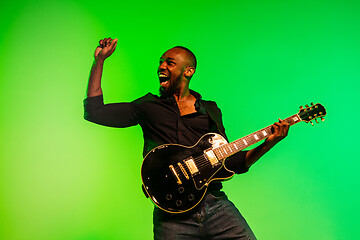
[153,192,257,240]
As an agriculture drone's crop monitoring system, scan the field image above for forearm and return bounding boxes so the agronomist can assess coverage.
[245,139,277,168]
[245,119,290,168]
[87,57,105,97]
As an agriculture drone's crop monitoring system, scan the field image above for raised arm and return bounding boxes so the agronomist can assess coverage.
[87,38,118,97]
[84,37,141,128]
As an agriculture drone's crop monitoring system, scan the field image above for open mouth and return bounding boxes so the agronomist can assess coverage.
[158,73,170,87]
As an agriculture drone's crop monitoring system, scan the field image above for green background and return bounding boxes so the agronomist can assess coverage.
[1,0,359,239]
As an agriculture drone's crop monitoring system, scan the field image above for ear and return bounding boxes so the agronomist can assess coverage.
[184,67,195,78]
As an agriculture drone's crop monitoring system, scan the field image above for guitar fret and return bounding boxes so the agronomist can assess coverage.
[213,113,304,160]
[214,148,223,159]
[220,148,224,158]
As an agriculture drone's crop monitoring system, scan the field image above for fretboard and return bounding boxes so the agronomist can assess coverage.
[212,114,302,160]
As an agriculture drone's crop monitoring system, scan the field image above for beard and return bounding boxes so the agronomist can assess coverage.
[159,74,182,98]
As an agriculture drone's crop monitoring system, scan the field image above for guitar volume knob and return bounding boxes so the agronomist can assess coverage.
[188,194,194,201]
[166,194,172,200]
[176,200,182,206]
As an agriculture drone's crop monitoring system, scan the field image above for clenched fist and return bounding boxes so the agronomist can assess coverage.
[94,37,118,61]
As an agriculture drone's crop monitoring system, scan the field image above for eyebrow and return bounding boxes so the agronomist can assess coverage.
[160,57,176,61]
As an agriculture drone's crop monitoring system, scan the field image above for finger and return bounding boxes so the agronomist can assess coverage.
[277,119,284,135]
[107,38,118,55]
[106,38,112,47]
[284,125,289,136]
[99,39,104,48]
[110,38,118,49]
[280,124,285,136]
[101,39,107,48]
[279,118,290,136]
[272,123,280,135]
[102,38,107,47]
[275,122,284,136]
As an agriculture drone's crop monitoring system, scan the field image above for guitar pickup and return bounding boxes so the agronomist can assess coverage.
[184,157,199,176]
[204,149,220,166]
[178,162,189,180]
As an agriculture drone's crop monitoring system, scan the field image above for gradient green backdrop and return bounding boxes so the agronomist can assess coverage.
[1,0,359,239]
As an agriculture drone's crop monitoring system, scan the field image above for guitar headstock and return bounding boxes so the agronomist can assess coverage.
[298,103,326,125]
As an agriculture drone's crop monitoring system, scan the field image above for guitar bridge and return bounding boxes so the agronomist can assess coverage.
[169,165,182,185]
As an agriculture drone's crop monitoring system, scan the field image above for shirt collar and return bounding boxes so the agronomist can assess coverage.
[189,89,202,100]
[156,89,202,100]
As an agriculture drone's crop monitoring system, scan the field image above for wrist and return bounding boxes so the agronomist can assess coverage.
[95,56,105,64]
[264,138,278,149]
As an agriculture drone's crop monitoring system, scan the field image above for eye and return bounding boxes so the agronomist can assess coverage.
[167,60,175,65]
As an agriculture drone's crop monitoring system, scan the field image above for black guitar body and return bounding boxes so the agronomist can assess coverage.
[141,103,327,214]
[141,133,234,214]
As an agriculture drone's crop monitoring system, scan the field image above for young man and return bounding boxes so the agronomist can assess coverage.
[84,38,289,239]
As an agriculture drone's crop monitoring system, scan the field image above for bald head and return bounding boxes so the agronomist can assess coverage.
[171,46,197,70]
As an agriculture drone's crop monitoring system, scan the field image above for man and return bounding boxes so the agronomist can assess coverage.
[84,37,289,239]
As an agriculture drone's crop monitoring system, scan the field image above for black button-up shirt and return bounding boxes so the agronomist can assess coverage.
[84,90,248,191]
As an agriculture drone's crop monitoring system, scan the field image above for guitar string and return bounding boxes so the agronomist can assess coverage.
[188,141,249,169]
[168,114,323,194]
[182,127,274,169]
[187,134,266,168]
[175,116,303,177]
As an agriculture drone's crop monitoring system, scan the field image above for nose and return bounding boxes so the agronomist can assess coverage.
[159,61,166,70]
[158,64,167,74]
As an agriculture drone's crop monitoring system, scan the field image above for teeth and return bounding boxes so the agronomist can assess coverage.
[159,73,168,77]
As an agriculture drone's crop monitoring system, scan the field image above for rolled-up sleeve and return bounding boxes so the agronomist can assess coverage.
[84,95,140,128]
[225,151,249,174]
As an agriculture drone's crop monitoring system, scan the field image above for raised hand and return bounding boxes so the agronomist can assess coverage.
[94,37,118,61]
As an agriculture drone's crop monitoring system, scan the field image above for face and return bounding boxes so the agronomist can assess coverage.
[157,48,190,96]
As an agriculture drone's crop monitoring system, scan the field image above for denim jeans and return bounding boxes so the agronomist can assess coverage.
[153,192,257,240]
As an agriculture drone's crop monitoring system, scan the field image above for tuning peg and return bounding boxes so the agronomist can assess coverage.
[321,117,325,122]
[311,102,314,106]
[315,118,319,123]
[299,106,304,109]
[305,104,309,108]
[310,121,314,126]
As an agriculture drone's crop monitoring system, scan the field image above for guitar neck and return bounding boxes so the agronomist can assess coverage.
[212,113,302,160]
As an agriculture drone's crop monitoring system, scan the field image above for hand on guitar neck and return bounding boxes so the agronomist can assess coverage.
[266,118,290,146]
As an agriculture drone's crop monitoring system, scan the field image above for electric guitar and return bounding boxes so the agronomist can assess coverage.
[141,103,326,214]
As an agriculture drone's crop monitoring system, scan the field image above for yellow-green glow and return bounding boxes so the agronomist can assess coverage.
[1,0,359,239]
